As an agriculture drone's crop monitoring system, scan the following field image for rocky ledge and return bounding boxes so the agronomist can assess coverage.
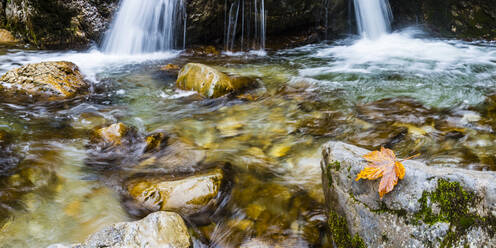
[321,141,496,248]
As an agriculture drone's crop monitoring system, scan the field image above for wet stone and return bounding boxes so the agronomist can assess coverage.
[0,61,89,100]
[126,168,224,216]
[176,63,257,98]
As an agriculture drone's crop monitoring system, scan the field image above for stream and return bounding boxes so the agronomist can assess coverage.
[1,28,496,247]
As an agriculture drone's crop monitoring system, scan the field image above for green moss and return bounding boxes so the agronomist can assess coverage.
[328,211,367,248]
[414,179,476,225]
[413,178,496,247]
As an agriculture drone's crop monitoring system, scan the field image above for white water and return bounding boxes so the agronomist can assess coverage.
[354,0,392,39]
[225,0,266,52]
[102,0,186,54]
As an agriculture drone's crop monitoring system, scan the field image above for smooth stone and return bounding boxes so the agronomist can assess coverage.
[51,211,191,248]
[127,168,224,216]
[176,63,256,98]
[0,61,89,100]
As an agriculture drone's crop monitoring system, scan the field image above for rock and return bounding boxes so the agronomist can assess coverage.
[0,29,17,43]
[127,168,224,216]
[0,61,89,100]
[184,45,221,56]
[176,63,256,98]
[160,64,181,73]
[95,123,128,145]
[68,211,190,248]
[321,141,496,248]
[2,0,118,48]
[144,131,169,153]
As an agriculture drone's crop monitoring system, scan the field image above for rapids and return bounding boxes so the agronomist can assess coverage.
[0,27,496,247]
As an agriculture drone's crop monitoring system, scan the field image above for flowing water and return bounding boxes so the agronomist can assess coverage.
[224,0,266,52]
[353,0,392,39]
[1,27,496,247]
[102,0,186,54]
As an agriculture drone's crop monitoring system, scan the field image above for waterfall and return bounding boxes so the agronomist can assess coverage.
[353,0,393,39]
[224,0,266,52]
[102,0,187,55]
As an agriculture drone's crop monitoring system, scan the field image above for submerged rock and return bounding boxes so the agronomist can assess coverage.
[57,211,190,248]
[0,61,89,100]
[176,63,256,98]
[321,141,496,248]
[127,168,224,216]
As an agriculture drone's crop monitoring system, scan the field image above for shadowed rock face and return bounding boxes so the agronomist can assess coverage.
[0,0,118,48]
[0,0,494,48]
[0,61,89,100]
[321,141,496,248]
[390,0,496,40]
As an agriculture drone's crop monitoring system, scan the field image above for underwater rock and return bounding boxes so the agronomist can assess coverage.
[59,211,190,248]
[176,63,256,98]
[127,168,224,216]
[0,61,89,100]
[0,29,17,43]
[321,141,496,248]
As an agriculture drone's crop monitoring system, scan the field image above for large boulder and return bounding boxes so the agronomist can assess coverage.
[176,63,256,98]
[321,141,496,248]
[127,168,224,216]
[52,211,191,248]
[0,61,89,100]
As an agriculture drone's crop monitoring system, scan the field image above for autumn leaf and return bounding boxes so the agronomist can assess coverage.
[355,147,418,199]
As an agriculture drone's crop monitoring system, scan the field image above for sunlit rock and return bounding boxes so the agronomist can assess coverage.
[176,63,256,98]
[94,123,128,145]
[63,212,191,248]
[0,29,17,44]
[0,61,89,100]
[127,168,224,216]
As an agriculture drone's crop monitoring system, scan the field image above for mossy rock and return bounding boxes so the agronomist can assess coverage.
[127,168,224,216]
[321,141,496,247]
[0,61,89,100]
[176,63,256,98]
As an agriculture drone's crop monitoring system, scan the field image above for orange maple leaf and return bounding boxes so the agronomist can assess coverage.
[355,147,418,199]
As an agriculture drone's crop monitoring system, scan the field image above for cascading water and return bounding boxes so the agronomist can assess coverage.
[353,0,393,39]
[102,0,187,54]
[224,0,266,52]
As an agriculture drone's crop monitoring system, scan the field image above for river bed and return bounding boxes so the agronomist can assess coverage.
[1,29,496,247]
